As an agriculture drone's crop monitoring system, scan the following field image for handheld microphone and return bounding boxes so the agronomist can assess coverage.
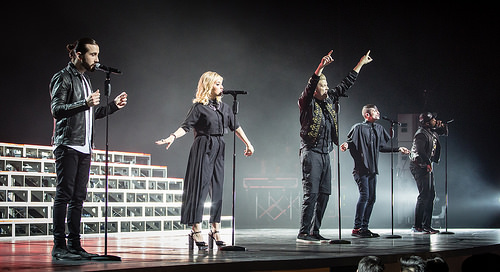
[382,116,401,125]
[95,63,122,75]
[223,90,247,95]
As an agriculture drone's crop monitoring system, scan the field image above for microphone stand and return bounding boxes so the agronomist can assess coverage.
[92,71,121,261]
[220,92,246,251]
[329,92,350,244]
[383,118,401,239]
[440,123,454,235]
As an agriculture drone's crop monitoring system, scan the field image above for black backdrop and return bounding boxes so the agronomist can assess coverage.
[1,1,498,228]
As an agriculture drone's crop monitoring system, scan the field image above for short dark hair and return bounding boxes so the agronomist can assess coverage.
[358,256,384,272]
[418,112,436,127]
[362,104,378,117]
[66,37,98,58]
[400,256,425,272]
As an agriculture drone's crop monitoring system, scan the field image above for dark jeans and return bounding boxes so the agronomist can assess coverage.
[410,164,435,228]
[53,145,91,246]
[299,149,331,235]
[353,171,377,230]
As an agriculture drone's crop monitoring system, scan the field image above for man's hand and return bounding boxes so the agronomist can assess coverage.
[399,147,410,154]
[315,50,334,76]
[340,142,349,152]
[359,50,373,65]
[114,92,128,109]
[354,50,373,73]
[86,90,100,107]
[320,50,334,68]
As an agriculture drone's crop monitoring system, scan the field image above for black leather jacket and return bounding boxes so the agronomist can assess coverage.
[50,62,119,147]
[298,71,357,150]
[409,126,447,168]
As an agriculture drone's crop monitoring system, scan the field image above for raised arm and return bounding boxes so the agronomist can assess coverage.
[353,50,373,73]
[315,50,334,76]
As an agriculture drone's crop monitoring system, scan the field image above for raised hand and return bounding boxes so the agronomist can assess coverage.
[320,50,334,68]
[359,50,373,65]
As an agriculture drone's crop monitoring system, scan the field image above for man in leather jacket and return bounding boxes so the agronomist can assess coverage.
[409,112,448,234]
[296,50,372,243]
[49,37,128,260]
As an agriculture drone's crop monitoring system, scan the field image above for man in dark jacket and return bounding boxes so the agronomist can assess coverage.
[409,112,447,234]
[50,37,128,260]
[296,50,372,243]
[341,104,410,238]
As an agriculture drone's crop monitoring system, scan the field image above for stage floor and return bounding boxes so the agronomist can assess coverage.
[1,228,499,272]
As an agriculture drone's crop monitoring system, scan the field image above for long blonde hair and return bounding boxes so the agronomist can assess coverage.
[193,71,223,105]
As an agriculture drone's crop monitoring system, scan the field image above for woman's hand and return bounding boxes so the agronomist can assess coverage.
[155,135,175,150]
[244,144,254,157]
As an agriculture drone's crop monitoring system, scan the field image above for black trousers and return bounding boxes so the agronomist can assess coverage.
[410,164,436,229]
[53,145,91,246]
[181,135,225,225]
[299,149,331,235]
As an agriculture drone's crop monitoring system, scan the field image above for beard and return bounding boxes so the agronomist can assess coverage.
[82,61,95,72]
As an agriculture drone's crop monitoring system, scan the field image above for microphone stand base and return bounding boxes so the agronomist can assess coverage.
[383,234,402,239]
[91,255,122,261]
[329,239,351,244]
[439,231,455,235]
[220,245,246,251]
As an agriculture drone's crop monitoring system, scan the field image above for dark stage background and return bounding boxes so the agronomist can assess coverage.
[2,1,499,228]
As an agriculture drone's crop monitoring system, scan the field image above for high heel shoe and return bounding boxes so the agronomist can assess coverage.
[188,231,208,250]
[208,231,226,249]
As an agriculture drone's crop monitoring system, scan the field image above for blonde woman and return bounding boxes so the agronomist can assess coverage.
[156,71,254,250]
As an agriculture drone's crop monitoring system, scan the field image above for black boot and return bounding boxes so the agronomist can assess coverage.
[52,240,82,260]
[68,239,99,259]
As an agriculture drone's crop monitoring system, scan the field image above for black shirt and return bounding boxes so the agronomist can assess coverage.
[181,100,239,137]
[311,99,334,154]
[346,121,398,175]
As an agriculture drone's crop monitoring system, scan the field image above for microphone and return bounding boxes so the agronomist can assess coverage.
[381,116,401,125]
[223,90,247,95]
[95,63,122,75]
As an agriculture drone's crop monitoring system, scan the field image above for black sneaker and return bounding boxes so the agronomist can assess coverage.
[353,229,379,238]
[296,233,321,244]
[310,233,331,243]
[423,227,440,234]
[365,229,380,238]
[411,227,430,234]
[52,246,82,260]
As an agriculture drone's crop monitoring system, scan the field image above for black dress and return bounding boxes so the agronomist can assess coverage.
[179,100,239,225]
